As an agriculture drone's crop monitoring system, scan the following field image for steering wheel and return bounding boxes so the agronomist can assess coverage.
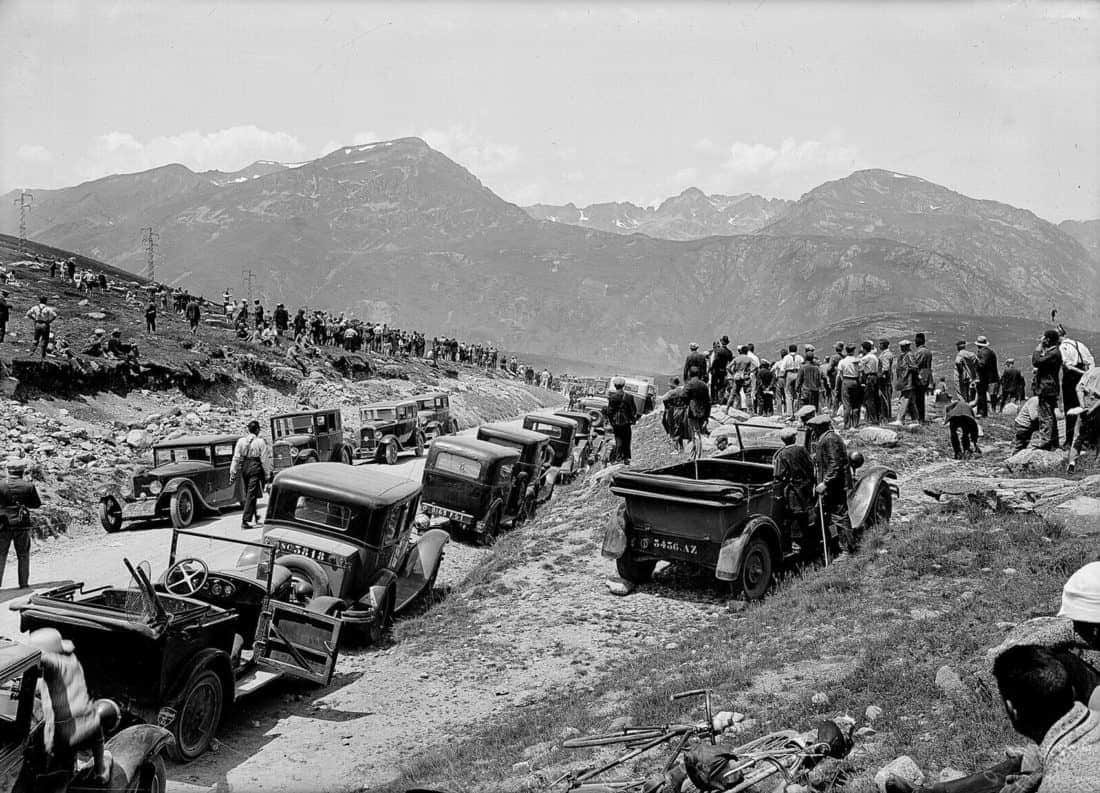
[164,557,210,597]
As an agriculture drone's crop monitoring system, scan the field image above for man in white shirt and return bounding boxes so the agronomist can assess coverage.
[779,344,804,417]
[230,421,273,529]
[836,345,862,429]
[1061,332,1095,450]
[1068,363,1100,473]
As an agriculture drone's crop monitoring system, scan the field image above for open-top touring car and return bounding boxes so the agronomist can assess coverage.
[603,422,897,599]
[98,435,244,533]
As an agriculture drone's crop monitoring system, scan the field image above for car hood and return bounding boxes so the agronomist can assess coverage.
[360,422,395,432]
[147,461,212,480]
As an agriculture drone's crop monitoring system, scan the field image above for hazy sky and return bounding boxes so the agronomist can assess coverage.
[1,1,1097,221]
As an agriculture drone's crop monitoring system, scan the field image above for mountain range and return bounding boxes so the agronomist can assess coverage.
[3,139,1097,371]
[525,189,791,239]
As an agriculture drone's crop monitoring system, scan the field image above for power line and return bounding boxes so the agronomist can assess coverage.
[140,226,160,281]
[241,268,256,304]
[12,190,33,256]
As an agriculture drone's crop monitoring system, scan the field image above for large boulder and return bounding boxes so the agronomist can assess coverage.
[1001,402,1020,417]
[124,429,153,449]
[857,427,899,447]
[874,756,924,793]
[1038,496,1100,537]
[1005,447,1067,474]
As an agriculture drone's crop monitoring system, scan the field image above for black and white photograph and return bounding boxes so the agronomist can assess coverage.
[0,1,1098,791]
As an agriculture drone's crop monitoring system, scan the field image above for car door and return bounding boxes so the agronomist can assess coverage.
[211,443,236,504]
[254,601,342,685]
[314,413,333,459]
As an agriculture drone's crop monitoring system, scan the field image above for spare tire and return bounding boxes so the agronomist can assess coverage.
[275,555,332,599]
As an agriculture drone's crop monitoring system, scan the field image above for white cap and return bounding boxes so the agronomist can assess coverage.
[1059,562,1100,622]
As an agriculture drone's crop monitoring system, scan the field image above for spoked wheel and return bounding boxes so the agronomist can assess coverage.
[738,537,774,601]
[99,496,123,533]
[384,442,399,466]
[414,432,425,457]
[169,670,224,762]
[479,503,503,546]
[136,754,167,793]
[169,487,196,529]
[340,447,353,465]
[366,589,395,645]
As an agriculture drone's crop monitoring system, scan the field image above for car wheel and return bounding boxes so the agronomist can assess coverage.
[616,551,657,584]
[868,488,893,528]
[137,753,167,793]
[366,588,395,645]
[168,669,224,762]
[738,536,774,601]
[340,447,353,465]
[99,496,123,533]
[169,487,196,529]
[479,503,503,545]
[384,442,398,465]
[414,432,425,457]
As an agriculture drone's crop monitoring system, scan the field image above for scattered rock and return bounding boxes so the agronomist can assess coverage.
[864,704,883,723]
[874,755,924,793]
[1038,496,1100,537]
[609,716,634,731]
[938,767,966,783]
[857,427,899,447]
[124,429,153,449]
[855,726,877,738]
[510,760,531,773]
[934,665,968,699]
[559,726,581,740]
[811,692,830,707]
[606,577,635,596]
[1005,447,1068,474]
[1001,402,1020,416]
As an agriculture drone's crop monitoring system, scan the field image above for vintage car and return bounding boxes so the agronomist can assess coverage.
[554,409,607,475]
[418,437,524,543]
[603,422,898,600]
[0,638,173,792]
[16,531,344,762]
[521,413,584,483]
[356,400,424,465]
[413,392,458,439]
[270,409,354,471]
[256,462,449,639]
[98,434,244,533]
[476,423,557,515]
[577,395,610,429]
[608,376,657,415]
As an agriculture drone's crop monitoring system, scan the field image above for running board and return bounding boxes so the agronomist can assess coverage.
[235,668,281,698]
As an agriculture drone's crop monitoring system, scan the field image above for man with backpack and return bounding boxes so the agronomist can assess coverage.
[1060,330,1095,450]
[604,377,638,465]
[683,372,711,460]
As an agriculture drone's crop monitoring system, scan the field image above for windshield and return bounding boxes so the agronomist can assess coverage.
[361,407,396,422]
[172,530,277,582]
[527,421,564,438]
[266,490,366,535]
[154,447,211,467]
[433,451,483,479]
[722,422,798,453]
[272,415,314,438]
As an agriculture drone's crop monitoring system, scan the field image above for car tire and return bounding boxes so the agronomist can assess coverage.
[615,551,657,584]
[383,442,398,466]
[414,432,425,457]
[99,496,123,533]
[340,447,353,466]
[168,669,224,762]
[479,502,503,546]
[169,487,196,530]
[137,753,167,793]
[738,536,774,601]
[366,587,394,645]
[868,487,893,528]
[276,555,333,599]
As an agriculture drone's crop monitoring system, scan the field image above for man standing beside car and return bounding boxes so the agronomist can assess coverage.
[230,420,273,529]
[808,415,855,556]
[773,428,818,560]
[604,377,638,466]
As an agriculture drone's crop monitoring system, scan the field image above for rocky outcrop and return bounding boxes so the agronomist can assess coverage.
[922,474,1100,536]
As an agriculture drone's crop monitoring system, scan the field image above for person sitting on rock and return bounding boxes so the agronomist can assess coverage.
[106,329,138,361]
[1013,395,1043,451]
[81,329,107,357]
[943,399,981,460]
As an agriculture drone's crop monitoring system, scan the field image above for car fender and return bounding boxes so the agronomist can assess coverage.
[423,420,442,437]
[398,528,450,583]
[304,595,345,616]
[162,477,216,512]
[105,724,174,782]
[380,434,400,450]
[849,466,898,530]
[164,648,235,712]
[358,568,398,613]
[98,483,124,502]
[716,516,781,582]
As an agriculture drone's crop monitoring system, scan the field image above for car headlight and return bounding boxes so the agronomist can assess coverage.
[289,447,299,458]
[414,513,430,531]
[148,480,163,495]
[374,431,382,439]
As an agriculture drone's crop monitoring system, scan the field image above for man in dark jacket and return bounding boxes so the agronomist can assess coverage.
[796,350,823,410]
[185,297,201,335]
[0,289,9,343]
[1033,330,1063,450]
[273,303,289,342]
[999,358,1026,410]
[944,399,981,460]
[912,332,932,423]
[683,373,711,459]
[0,459,40,588]
[773,428,818,560]
[709,336,733,403]
[809,415,855,554]
[683,342,708,384]
[604,377,638,465]
[974,335,999,418]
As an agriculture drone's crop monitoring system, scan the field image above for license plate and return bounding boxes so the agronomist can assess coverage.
[423,503,472,525]
[630,534,701,557]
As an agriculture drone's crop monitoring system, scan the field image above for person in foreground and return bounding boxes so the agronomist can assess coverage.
[807,414,854,555]
[230,420,273,529]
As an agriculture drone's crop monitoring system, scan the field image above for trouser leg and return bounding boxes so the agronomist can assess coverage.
[0,530,11,588]
[0,321,6,342]
[1037,396,1059,449]
[949,421,963,458]
[1063,369,1082,448]
[1014,426,1032,451]
[824,488,855,552]
[914,385,927,422]
[13,531,30,588]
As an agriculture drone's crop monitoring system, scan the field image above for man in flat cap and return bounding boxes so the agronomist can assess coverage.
[773,427,818,560]
[809,415,855,555]
[0,459,40,588]
[683,342,707,384]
